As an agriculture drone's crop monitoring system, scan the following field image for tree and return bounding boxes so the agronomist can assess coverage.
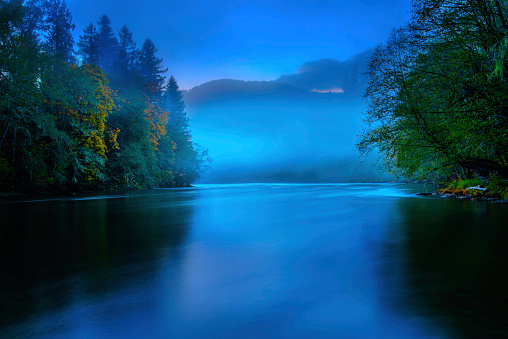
[113,25,138,83]
[0,0,24,40]
[164,75,187,130]
[42,0,75,63]
[139,38,167,96]
[0,2,209,192]
[19,0,43,44]
[358,0,508,181]
[97,14,118,73]
[160,76,210,186]
[106,92,157,189]
[0,0,46,190]
[78,23,100,65]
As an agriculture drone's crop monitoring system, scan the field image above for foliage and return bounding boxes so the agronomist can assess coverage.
[0,0,210,192]
[96,14,118,73]
[139,38,167,96]
[42,0,75,63]
[114,25,138,83]
[78,23,100,65]
[358,0,508,181]
[161,76,211,186]
[448,178,481,190]
[487,174,508,199]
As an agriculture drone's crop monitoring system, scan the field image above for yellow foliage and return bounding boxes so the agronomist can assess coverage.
[143,98,169,150]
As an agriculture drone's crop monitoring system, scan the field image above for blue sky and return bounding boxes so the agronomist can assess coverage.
[67,0,412,89]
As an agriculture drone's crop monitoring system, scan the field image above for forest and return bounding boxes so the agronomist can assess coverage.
[358,0,508,191]
[0,0,210,193]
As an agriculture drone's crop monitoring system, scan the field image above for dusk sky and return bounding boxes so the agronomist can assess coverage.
[67,0,412,90]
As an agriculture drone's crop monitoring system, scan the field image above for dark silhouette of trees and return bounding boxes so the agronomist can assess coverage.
[139,38,167,96]
[96,14,118,73]
[43,0,75,63]
[161,75,210,186]
[114,25,138,79]
[78,23,100,65]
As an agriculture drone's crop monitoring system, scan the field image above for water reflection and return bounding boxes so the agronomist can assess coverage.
[1,185,507,338]
[389,197,508,338]
[0,190,195,336]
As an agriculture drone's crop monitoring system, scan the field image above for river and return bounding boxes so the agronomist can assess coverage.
[0,184,507,338]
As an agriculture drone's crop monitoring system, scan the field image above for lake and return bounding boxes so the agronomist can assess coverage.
[1,184,507,338]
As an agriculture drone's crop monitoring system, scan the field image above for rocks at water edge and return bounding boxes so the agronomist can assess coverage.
[416,191,508,204]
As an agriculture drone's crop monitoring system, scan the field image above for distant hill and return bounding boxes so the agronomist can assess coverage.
[183,48,392,183]
[184,79,306,106]
[184,49,373,108]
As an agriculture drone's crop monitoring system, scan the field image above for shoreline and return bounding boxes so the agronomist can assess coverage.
[416,191,508,204]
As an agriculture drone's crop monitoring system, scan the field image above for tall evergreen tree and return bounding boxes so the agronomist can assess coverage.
[160,75,209,186]
[139,38,167,95]
[42,0,75,63]
[19,0,43,44]
[164,75,188,133]
[78,23,100,65]
[0,0,24,40]
[96,14,118,73]
[114,25,138,81]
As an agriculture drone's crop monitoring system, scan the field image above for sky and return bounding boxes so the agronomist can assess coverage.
[67,0,412,90]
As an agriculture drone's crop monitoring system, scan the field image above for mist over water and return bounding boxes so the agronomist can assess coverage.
[184,50,391,183]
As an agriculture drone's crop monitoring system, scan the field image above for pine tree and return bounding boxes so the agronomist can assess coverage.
[78,23,100,65]
[19,0,44,44]
[97,14,118,73]
[139,38,167,95]
[114,25,138,80]
[160,75,208,186]
[164,75,188,133]
[43,0,75,63]
[0,0,24,40]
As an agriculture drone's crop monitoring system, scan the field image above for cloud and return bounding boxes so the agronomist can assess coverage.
[277,49,374,94]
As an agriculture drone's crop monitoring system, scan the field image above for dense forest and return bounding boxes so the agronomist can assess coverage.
[359,0,508,187]
[0,0,210,193]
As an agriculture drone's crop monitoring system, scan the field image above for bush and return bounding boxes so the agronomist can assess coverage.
[487,175,508,199]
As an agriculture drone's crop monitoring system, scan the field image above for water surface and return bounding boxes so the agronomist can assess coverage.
[1,184,507,338]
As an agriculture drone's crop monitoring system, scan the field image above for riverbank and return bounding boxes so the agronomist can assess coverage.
[417,185,508,204]
[416,191,508,204]
[0,184,195,199]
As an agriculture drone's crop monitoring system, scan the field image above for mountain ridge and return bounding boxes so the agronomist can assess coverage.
[183,48,374,107]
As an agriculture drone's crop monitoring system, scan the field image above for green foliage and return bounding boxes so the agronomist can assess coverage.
[358,0,508,181]
[487,174,508,198]
[0,0,210,193]
[449,178,481,190]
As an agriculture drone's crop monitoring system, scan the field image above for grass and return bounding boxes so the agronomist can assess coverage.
[438,175,508,200]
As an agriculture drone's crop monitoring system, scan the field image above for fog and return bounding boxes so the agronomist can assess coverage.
[185,49,394,183]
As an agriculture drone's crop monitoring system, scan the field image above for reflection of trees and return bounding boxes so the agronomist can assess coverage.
[391,198,508,337]
[0,191,194,329]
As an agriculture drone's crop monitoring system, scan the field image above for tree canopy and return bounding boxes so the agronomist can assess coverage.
[0,0,210,193]
[358,0,508,181]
